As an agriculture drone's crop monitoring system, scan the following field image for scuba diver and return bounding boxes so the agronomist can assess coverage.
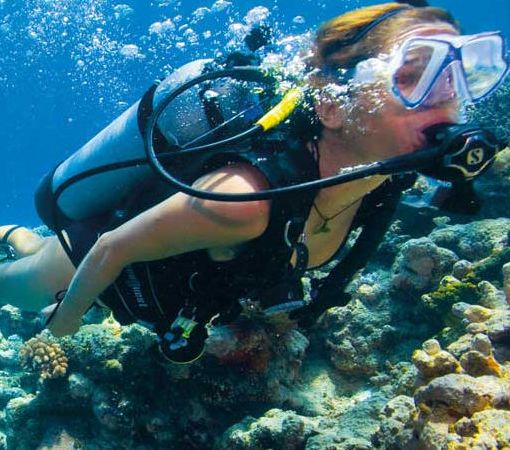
[0,2,507,363]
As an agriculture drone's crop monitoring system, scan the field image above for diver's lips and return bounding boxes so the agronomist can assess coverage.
[416,130,428,148]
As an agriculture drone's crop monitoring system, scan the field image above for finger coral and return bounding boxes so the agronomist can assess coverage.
[19,334,68,381]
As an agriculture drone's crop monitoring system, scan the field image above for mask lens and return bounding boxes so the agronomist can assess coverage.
[461,35,508,100]
[394,40,449,105]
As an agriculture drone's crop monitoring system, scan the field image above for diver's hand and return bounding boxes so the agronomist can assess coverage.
[41,303,81,337]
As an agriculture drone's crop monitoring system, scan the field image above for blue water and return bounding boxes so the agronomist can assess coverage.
[1,0,509,225]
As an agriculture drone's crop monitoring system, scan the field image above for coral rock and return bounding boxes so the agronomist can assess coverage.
[414,374,510,416]
[452,259,473,280]
[218,409,319,450]
[449,409,510,449]
[463,304,494,323]
[412,340,460,379]
[459,351,503,377]
[422,339,441,356]
[471,333,493,355]
[429,218,510,261]
[373,395,420,450]
[68,373,94,400]
[478,280,508,309]
[503,262,510,304]
[391,238,459,294]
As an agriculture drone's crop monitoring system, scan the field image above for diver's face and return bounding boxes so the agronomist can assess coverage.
[346,23,462,160]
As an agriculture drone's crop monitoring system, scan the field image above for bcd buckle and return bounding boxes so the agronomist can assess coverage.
[158,307,207,364]
[164,307,197,351]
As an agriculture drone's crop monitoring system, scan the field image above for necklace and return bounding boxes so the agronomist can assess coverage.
[309,140,364,234]
[312,197,362,234]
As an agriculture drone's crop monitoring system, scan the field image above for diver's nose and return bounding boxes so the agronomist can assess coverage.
[422,61,470,107]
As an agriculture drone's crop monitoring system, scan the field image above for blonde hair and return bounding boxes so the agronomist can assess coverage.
[312,2,458,70]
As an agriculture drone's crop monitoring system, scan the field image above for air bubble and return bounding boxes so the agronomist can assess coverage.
[119,44,144,59]
[113,4,134,20]
[191,7,210,22]
[211,0,232,13]
[148,18,175,35]
[245,6,270,25]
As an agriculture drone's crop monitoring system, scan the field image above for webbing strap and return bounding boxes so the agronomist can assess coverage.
[137,81,172,154]
[293,175,416,327]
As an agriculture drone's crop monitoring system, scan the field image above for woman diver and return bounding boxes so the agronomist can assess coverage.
[0,2,507,363]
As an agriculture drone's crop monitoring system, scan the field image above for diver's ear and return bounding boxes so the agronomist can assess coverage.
[314,98,344,130]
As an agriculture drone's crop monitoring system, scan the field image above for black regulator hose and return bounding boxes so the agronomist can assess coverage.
[144,90,504,202]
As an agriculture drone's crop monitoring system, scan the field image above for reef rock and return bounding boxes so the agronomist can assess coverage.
[415,373,510,417]
[428,218,510,262]
[391,237,459,294]
[320,299,394,376]
[453,301,510,343]
[450,409,510,449]
[372,395,420,449]
[376,291,510,450]
[217,409,319,450]
[412,339,461,380]
[0,305,40,340]
[503,262,510,304]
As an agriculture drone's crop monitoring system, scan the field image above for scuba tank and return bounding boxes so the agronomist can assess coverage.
[35,58,272,229]
[36,59,209,226]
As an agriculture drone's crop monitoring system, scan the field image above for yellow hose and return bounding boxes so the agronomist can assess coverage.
[256,88,304,131]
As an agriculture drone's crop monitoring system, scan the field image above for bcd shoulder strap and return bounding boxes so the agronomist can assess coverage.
[293,174,417,327]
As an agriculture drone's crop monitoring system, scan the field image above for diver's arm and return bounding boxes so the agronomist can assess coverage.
[43,235,125,336]
[46,163,271,337]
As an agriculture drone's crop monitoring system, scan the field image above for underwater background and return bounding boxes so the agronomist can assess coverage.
[1,1,510,449]
[0,0,509,225]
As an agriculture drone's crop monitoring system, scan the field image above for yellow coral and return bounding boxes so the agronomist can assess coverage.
[486,355,503,378]
[463,305,494,323]
[19,334,68,381]
[412,343,461,379]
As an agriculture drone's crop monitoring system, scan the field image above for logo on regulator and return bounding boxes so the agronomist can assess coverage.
[466,147,485,166]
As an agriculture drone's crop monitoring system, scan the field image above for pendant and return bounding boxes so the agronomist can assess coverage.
[313,220,331,234]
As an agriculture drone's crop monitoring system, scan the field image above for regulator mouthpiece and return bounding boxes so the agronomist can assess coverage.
[420,123,503,181]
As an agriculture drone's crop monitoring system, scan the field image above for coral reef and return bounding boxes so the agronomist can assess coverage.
[376,293,510,450]
[412,338,461,379]
[469,77,510,144]
[503,262,510,304]
[428,218,510,262]
[217,409,319,450]
[391,237,459,294]
[1,187,509,449]
[19,332,68,381]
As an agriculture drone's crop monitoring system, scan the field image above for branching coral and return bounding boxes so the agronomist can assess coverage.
[19,334,68,381]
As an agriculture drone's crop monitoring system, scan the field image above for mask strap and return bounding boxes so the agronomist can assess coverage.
[322,7,411,59]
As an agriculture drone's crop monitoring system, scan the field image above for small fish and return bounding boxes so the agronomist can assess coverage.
[263,300,307,316]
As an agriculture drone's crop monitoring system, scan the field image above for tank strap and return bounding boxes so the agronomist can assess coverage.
[291,174,417,327]
[137,81,173,154]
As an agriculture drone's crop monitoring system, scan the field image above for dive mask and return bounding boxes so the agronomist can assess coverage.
[352,31,510,108]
